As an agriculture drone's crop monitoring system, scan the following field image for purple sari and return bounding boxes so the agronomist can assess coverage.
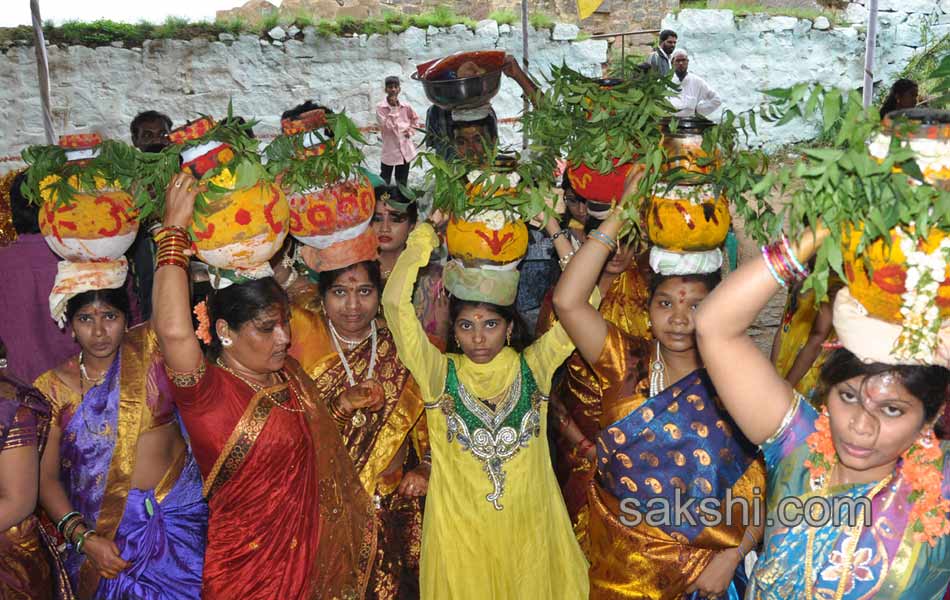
[59,349,207,599]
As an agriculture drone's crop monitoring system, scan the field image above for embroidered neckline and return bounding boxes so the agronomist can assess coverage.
[429,356,543,510]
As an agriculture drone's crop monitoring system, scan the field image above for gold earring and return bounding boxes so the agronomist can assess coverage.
[506,330,512,346]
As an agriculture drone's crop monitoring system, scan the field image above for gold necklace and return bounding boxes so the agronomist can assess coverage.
[214,359,304,413]
[79,351,106,387]
[803,465,893,600]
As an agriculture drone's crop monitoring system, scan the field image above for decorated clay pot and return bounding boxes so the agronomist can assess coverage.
[168,118,290,275]
[39,133,139,261]
[189,181,289,273]
[660,117,720,176]
[868,108,950,189]
[446,211,529,266]
[842,225,950,323]
[288,177,376,249]
[566,159,640,203]
[39,178,138,261]
[647,185,730,252]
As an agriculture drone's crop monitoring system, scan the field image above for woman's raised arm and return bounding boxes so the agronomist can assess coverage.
[152,172,204,374]
[694,227,828,444]
[552,211,622,364]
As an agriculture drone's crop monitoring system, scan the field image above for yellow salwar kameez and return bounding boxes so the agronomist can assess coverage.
[382,224,589,600]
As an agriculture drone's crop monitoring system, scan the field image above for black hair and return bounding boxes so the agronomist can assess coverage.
[206,277,289,358]
[11,170,40,234]
[317,260,383,299]
[880,78,919,119]
[817,348,950,424]
[384,75,400,87]
[373,185,418,224]
[130,110,172,140]
[0,336,6,362]
[648,271,722,303]
[448,298,530,353]
[281,101,335,138]
[65,287,132,324]
[659,29,677,42]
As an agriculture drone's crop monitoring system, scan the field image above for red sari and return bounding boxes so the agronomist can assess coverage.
[170,357,376,600]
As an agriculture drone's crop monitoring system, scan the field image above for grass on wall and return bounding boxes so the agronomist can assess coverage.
[1,7,564,47]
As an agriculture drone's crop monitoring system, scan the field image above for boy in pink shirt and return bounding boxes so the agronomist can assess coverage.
[377,75,420,187]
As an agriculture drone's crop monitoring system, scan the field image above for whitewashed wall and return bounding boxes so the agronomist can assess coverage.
[0,22,607,176]
[665,1,949,149]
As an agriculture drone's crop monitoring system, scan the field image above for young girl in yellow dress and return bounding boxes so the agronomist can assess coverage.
[381,211,589,600]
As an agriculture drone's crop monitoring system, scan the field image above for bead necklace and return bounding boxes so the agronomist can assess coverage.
[327,318,374,347]
[803,464,893,600]
[79,351,106,387]
[328,319,377,428]
[649,340,667,398]
[214,359,304,413]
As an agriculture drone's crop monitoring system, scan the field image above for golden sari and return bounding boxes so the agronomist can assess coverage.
[586,325,766,599]
[0,373,73,600]
[536,258,651,531]
[291,298,427,599]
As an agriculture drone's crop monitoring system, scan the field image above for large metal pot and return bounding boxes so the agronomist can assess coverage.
[411,69,503,110]
[660,116,718,176]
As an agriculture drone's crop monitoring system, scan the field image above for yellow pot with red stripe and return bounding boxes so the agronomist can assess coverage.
[171,118,289,275]
[647,185,730,252]
[842,224,950,323]
[38,134,139,261]
[446,212,529,265]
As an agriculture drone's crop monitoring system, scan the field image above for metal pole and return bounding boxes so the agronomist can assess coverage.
[31,0,55,144]
[522,0,529,149]
[862,0,879,109]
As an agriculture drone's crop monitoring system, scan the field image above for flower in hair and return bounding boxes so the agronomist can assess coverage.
[193,300,212,345]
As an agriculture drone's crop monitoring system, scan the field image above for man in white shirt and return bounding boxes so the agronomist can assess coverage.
[669,49,721,118]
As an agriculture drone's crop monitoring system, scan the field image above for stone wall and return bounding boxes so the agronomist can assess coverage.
[0,24,606,175]
[664,0,948,149]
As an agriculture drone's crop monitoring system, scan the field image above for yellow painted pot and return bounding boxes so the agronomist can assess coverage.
[189,180,290,272]
[647,186,730,252]
[39,175,139,261]
[446,213,529,265]
[842,225,950,323]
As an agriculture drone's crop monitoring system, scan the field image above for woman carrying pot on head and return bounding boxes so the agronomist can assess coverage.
[552,208,765,600]
[33,279,207,599]
[372,185,450,349]
[695,225,950,598]
[536,212,652,533]
[153,171,376,600]
[381,204,590,599]
[0,336,73,599]
[288,215,430,599]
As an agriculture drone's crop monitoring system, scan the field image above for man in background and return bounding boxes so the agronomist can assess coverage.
[669,48,721,118]
[128,109,173,319]
[648,30,677,77]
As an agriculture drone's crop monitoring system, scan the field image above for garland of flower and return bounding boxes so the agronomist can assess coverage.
[895,227,950,362]
[805,409,950,546]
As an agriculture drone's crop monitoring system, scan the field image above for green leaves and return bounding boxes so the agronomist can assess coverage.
[264,112,367,195]
[748,83,950,302]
